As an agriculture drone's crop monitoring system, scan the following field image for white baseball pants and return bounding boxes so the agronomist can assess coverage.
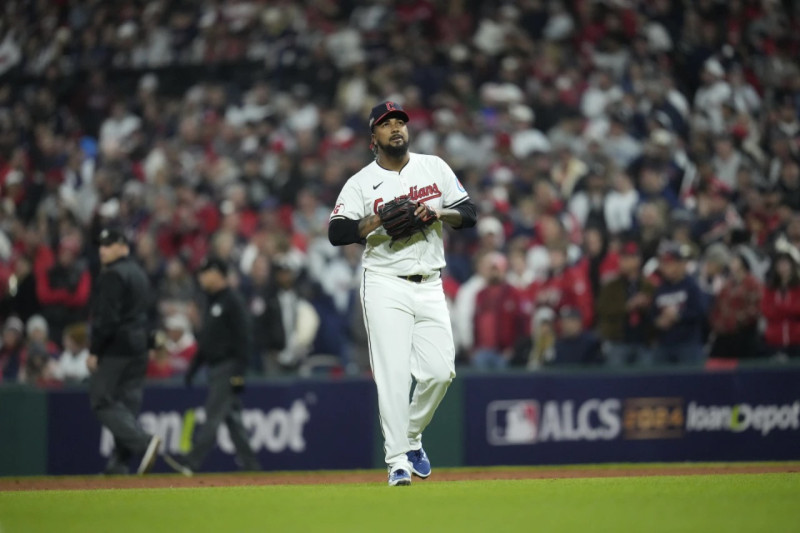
[361,269,456,472]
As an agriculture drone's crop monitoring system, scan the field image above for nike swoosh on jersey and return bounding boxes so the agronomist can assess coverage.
[373,182,383,190]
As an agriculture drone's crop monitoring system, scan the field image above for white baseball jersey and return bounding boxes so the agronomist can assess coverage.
[330,152,470,275]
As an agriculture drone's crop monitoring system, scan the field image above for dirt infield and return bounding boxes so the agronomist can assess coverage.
[1,463,796,491]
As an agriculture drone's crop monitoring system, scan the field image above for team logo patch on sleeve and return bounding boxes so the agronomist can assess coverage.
[333,203,344,215]
[456,178,466,193]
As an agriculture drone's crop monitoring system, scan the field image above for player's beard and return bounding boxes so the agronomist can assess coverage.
[377,137,409,158]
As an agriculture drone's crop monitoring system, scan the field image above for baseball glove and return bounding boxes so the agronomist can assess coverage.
[378,196,437,244]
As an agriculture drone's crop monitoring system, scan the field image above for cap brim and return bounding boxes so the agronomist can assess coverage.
[370,110,410,130]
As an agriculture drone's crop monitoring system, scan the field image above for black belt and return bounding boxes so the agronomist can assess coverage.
[397,271,439,283]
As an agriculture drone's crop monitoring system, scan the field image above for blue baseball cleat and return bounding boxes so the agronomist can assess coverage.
[388,468,412,486]
[406,448,431,478]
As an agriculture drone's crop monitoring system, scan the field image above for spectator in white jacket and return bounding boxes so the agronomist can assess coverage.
[605,172,640,235]
[51,323,90,383]
[452,251,496,355]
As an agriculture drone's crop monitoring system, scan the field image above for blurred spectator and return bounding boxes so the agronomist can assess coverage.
[761,248,800,359]
[516,307,557,370]
[602,114,642,169]
[508,104,550,159]
[506,243,534,289]
[651,242,708,365]
[475,216,506,254]
[452,250,492,359]
[525,214,583,280]
[272,259,319,374]
[551,142,589,199]
[33,235,91,343]
[22,341,55,386]
[776,160,800,214]
[692,179,744,247]
[581,70,623,120]
[20,314,59,384]
[240,254,285,374]
[568,170,609,231]
[637,163,680,213]
[157,258,195,315]
[527,242,594,329]
[551,307,602,367]
[635,201,668,260]
[697,242,732,298]
[604,172,639,235]
[99,102,142,159]
[307,242,362,369]
[470,252,526,370]
[709,254,762,360]
[0,317,25,382]
[596,241,655,367]
[669,211,702,262]
[0,254,40,322]
[24,314,58,356]
[51,322,90,384]
[693,58,731,135]
[147,314,198,379]
[582,226,618,300]
[711,135,744,192]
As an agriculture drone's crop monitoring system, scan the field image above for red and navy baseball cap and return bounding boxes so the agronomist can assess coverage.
[658,241,691,262]
[368,101,410,131]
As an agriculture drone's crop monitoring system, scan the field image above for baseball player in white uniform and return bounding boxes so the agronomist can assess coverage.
[329,101,477,486]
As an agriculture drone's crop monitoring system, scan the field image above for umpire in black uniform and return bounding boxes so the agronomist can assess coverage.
[88,227,160,475]
[164,257,261,475]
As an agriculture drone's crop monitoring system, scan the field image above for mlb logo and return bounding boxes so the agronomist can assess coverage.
[487,400,540,445]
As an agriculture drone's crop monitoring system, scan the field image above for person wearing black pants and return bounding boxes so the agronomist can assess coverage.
[88,227,160,475]
[164,257,260,476]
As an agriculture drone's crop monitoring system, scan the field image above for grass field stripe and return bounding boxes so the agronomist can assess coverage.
[1,473,798,533]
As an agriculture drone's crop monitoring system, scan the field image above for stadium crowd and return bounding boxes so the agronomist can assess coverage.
[1,0,799,386]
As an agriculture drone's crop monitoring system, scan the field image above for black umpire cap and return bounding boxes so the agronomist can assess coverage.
[197,256,228,275]
[98,227,128,246]
[368,101,410,131]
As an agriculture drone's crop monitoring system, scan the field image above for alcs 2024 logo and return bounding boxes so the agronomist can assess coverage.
[487,399,621,445]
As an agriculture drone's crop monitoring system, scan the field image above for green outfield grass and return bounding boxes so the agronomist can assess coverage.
[1,472,798,533]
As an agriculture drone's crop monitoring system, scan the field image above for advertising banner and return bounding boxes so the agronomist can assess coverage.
[464,368,800,465]
[47,379,376,475]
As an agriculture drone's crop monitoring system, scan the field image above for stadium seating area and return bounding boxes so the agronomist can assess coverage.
[1,0,799,385]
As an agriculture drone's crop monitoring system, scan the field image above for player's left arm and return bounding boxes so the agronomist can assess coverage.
[421,200,476,229]
[433,157,477,229]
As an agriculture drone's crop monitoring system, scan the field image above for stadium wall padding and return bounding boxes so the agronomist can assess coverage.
[0,385,47,476]
[463,367,800,465]
[1,366,799,476]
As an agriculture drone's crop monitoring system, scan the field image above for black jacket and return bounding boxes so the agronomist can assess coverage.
[195,286,252,374]
[248,286,286,353]
[90,255,150,357]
